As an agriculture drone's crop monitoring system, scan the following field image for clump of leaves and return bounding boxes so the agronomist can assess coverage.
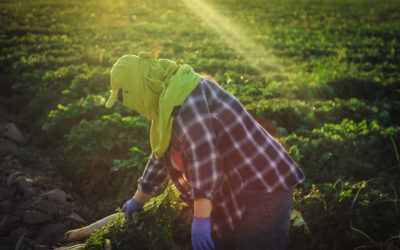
[286,119,400,182]
[85,183,191,250]
[291,178,400,249]
[63,113,150,170]
[56,112,151,197]
[41,94,107,143]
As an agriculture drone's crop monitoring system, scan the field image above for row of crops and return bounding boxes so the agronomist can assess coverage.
[1,0,399,249]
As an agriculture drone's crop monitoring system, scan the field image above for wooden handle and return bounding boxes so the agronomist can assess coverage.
[64,213,126,242]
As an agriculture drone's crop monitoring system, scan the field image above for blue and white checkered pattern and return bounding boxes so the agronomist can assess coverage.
[138,78,304,237]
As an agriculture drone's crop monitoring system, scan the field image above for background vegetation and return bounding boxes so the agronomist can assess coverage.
[1,0,399,249]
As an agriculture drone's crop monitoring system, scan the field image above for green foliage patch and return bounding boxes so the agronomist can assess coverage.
[85,184,191,250]
[1,0,399,249]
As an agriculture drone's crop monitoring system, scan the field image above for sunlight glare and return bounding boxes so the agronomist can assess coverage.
[181,0,282,73]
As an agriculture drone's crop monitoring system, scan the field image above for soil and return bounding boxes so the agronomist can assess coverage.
[0,107,87,250]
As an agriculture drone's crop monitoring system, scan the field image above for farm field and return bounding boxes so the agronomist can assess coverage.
[1,0,400,249]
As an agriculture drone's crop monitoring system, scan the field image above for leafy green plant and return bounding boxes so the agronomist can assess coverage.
[111,147,148,173]
[41,94,108,142]
[286,119,400,182]
[292,177,400,249]
[58,113,150,196]
[85,183,191,250]
[64,113,150,164]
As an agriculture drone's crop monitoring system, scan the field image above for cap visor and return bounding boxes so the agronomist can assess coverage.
[105,90,118,108]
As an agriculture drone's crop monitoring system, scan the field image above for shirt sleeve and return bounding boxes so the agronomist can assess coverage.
[177,98,223,201]
[137,153,169,196]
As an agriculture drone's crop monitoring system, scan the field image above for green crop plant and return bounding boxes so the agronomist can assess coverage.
[85,183,191,250]
[291,178,400,249]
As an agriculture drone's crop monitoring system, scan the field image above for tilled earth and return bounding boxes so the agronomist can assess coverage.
[0,109,87,250]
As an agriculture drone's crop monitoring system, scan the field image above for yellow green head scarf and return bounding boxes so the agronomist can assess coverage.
[106,49,202,158]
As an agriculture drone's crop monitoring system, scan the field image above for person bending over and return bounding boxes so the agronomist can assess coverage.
[105,49,305,250]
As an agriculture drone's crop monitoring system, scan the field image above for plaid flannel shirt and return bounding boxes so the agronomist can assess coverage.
[138,78,305,237]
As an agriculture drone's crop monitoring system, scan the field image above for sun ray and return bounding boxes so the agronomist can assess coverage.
[181,0,282,73]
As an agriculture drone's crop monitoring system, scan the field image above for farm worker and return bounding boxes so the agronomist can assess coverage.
[106,49,305,250]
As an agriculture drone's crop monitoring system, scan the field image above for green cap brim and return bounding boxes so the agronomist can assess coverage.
[105,89,118,108]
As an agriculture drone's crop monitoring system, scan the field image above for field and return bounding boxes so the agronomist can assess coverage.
[1,0,400,249]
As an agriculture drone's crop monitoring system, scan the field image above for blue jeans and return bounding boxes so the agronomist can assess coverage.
[213,187,293,250]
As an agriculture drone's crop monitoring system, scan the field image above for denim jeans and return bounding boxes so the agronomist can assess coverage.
[213,187,294,250]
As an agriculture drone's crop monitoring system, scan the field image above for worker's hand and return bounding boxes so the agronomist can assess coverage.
[121,197,144,215]
[191,217,215,250]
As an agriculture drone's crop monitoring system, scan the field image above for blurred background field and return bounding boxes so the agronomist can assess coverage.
[1,0,399,249]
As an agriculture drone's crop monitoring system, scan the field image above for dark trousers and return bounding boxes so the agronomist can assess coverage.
[214,187,293,250]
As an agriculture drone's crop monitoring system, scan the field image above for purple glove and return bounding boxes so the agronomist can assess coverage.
[121,198,144,214]
[191,217,215,250]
